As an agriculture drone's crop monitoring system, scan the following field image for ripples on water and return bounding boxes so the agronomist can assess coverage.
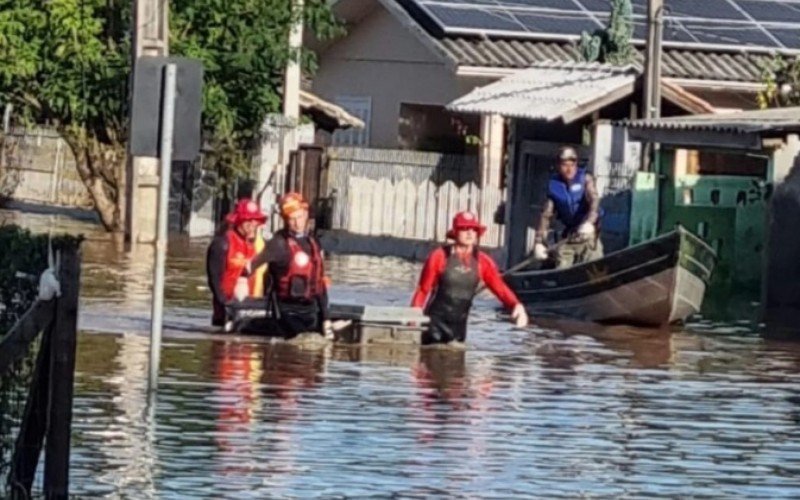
[4,209,800,498]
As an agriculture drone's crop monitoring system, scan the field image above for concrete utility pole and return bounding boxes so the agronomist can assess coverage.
[643,0,664,120]
[283,0,305,121]
[128,0,169,244]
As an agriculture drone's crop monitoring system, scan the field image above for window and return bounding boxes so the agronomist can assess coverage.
[332,96,371,146]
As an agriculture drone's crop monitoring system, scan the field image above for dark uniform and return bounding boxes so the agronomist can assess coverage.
[250,229,328,338]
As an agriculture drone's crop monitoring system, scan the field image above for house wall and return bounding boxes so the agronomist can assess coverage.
[312,7,490,148]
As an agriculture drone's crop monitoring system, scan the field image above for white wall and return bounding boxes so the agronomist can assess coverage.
[312,7,488,148]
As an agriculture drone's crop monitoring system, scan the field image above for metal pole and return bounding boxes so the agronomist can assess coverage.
[149,64,177,392]
[643,0,664,120]
[642,0,664,172]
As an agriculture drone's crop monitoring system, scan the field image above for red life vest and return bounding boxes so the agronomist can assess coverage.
[276,235,325,300]
[221,229,257,300]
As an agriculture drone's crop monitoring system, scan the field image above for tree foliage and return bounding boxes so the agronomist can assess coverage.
[0,0,341,230]
[758,55,800,109]
[171,0,341,177]
[580,0,636,66]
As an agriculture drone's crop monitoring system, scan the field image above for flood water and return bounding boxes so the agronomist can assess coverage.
[3,208,800,498]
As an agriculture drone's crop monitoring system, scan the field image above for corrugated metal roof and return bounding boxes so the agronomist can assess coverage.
[299,90,365,130]
[435,37,770,83]
[447,62,638,122]
[616,106,800,134]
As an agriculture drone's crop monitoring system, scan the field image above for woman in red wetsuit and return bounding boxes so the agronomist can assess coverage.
[411,211,530,345]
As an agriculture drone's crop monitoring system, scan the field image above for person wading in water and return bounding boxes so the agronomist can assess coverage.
[206,198,267,326]
[411,211,529,345]
[249,192,331,339]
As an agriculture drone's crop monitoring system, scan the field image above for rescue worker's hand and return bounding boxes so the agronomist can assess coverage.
[323,320,334,340]
[511,304,529,328]
[233,277,249,302]
[533,243,549,261]
[577,222,595,241]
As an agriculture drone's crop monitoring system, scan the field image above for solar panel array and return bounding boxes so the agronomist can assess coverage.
[407,0,800,51]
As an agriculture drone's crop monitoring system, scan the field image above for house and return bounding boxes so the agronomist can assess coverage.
[312,0,774,148]
[309,0,796,263]
[614,106,800,333]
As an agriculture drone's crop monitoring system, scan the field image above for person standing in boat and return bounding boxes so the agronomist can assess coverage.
[411,211,529,345]
[206,198,268,326]
[249,192,331,339]
[533,146,603,269]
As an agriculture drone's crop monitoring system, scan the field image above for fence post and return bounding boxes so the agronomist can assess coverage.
[43,246,81,499]
[8,324,54,498]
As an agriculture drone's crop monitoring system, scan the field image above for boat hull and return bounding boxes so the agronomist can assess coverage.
[505,228,716,327]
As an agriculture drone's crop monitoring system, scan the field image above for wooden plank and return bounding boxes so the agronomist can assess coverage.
[44,247,81,499]
[0,300,56,375]
[380,177,392,235]
[414,180,429,240]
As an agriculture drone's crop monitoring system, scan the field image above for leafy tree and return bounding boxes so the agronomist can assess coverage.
[0,0,340,231]
[580,0,636,66]
[758,55,800,108]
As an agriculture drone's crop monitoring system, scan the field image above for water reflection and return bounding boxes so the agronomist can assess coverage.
[6,208,800,497]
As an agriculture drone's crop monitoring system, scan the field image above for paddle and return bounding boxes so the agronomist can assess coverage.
[475,238,569,294]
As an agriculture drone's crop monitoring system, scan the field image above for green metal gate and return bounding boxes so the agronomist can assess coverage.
[630,149,769,291]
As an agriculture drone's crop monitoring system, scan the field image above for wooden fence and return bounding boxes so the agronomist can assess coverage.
[0,245,81,499]
[326,148,506,247]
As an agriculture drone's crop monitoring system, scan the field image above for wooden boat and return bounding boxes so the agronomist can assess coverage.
[504,227,717,327]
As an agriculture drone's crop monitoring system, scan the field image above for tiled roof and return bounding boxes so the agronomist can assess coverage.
[436,37,771,83]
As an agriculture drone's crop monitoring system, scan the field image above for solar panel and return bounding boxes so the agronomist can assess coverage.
[408,0,800,51]
[770,28,800,48]
[579,0,614,11]
[665,0,746,20]
[517,12,603,35]
[681,21,776,46]
[426,4,524,32]
[737,0,800,23]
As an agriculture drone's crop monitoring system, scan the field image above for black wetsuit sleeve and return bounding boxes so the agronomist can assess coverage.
[206,235,228,303]
[251,234,292,270]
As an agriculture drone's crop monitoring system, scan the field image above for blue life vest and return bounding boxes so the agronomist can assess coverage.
[548,168,593,231]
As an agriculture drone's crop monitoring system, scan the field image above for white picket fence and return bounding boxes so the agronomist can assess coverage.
[327,147,505,247]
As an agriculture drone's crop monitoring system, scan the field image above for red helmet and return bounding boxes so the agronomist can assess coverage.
[226,198,267,226]
[446,211,486,240]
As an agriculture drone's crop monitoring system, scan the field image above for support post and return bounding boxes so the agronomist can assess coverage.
[642,0,664,173]
[148,64,177,392]
[43,246,81,499]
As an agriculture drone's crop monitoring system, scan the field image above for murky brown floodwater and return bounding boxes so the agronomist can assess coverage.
[3,208,800,498]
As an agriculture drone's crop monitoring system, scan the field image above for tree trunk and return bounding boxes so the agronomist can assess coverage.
[60,127,126,232]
